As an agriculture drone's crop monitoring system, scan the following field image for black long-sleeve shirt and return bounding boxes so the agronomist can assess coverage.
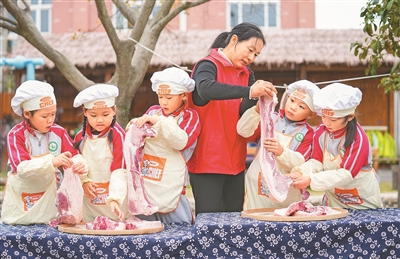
[191,60,257,115]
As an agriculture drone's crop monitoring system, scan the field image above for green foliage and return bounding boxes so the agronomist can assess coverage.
[351,0,400,93]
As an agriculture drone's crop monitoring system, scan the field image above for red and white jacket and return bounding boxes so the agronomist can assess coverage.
[7,120,78,174]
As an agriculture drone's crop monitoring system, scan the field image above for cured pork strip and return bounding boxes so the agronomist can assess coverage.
[124,123,158,215]
[50,164,83,227]
[259,94,293,202]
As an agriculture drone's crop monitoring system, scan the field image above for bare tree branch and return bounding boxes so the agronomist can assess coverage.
[1,0,93,90]
[154,0,210,31]
[112,0,138,26]
[0,21,18,33]
[128,0,155,42]
[94,0,120,53]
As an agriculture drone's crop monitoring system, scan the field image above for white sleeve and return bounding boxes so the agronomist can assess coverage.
[237,106,260,138]
[310,168,353,191]
[290,158,324,177]
[276,148,305,173]
[153,116,188,150]
[72,154,88,172]
[16,154,55,179]
[106,168,128,206]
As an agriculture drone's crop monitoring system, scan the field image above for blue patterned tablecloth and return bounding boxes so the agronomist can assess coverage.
[1,209,400,258]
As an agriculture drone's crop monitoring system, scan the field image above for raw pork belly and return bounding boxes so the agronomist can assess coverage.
[86,215,127,230]
[86,215,162,230]
[274,201,338,216]
[124,123,158,215]
[50,166,83,227]
[259,94,293,202]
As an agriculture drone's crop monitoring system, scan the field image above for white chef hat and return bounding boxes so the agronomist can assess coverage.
[73,84,119,109]
[287,80,320,112]
[151,67,195,95]
[11,80,57,116]
[313,83,362,118]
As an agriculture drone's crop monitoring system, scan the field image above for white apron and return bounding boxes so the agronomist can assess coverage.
[2,153,58,225]
[317,136,382,209]
[141,135,186,213]
[244,130,303,210]
[81,137,129,222]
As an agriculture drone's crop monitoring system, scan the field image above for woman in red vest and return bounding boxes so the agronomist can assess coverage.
[188,22,277,215]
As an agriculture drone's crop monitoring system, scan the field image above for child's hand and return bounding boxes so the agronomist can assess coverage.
[52,152,73,168]
[110,201,124,220]
[83,182,98,200]
[72,161,86,175]
[290,174,311,190]
[134,114,160,128]
[125,118,136,132]
[263,138,283,156]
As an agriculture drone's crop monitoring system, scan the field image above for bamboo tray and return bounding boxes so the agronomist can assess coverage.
[241,208,348,222]
[58,222,164,235]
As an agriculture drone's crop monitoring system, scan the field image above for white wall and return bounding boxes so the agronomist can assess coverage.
[315,0,368,29]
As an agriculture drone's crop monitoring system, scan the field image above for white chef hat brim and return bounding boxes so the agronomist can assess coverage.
[73,84,119,109]
[287,80,320,111]
[151,67,195,95]
[313,83,362,117]
[11,80,57,116]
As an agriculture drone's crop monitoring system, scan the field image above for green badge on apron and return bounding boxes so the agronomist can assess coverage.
[48,141,58,154]
[294,133,304,142]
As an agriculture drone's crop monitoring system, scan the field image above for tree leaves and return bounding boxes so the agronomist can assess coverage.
[351,0,400,92]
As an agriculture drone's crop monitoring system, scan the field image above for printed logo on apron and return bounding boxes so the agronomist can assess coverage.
[141,154,167,181]
[90,182,109,205]
[257,172,270,197]
[22,191,45,211]
[334,188,363,204]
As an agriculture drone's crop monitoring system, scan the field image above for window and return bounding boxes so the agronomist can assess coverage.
[30,0,52,33]
[228,1,279,29]
[113,1,160,30]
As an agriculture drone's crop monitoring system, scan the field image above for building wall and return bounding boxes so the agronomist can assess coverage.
[281,0,315,28]
[52,0,112,33]
[50,0,315,33]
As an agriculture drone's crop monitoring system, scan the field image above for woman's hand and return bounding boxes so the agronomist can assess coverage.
[83,182,98,200]
[263,137,283,156]
[250,80,277,99]
[52,152,73,168]
[110,201,124,221]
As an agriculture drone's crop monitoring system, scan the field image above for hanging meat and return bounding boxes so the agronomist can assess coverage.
[124,123,158,215]
[259,94,293,202]
[49,158,83,227]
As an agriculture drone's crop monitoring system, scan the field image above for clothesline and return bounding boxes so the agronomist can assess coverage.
[128,37,394,90]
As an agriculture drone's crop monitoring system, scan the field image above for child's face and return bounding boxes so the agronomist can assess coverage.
[84,107,116,132]
[284,96,314,122]
[23,106,57,133]
[158,93,187,115]
[321,115,353,132]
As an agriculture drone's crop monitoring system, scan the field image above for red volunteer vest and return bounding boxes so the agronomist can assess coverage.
[188,48,251,175]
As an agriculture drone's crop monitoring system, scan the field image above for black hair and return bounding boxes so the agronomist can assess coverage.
[210,22,266,49]
[73,107,116,150]
[343,115,357,148]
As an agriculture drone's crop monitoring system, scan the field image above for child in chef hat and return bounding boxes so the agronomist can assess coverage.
[125,67,201,225]
[73,83,131,222]
[237,79,319,210]
[290,83,382,209]
[2,80,87,225]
